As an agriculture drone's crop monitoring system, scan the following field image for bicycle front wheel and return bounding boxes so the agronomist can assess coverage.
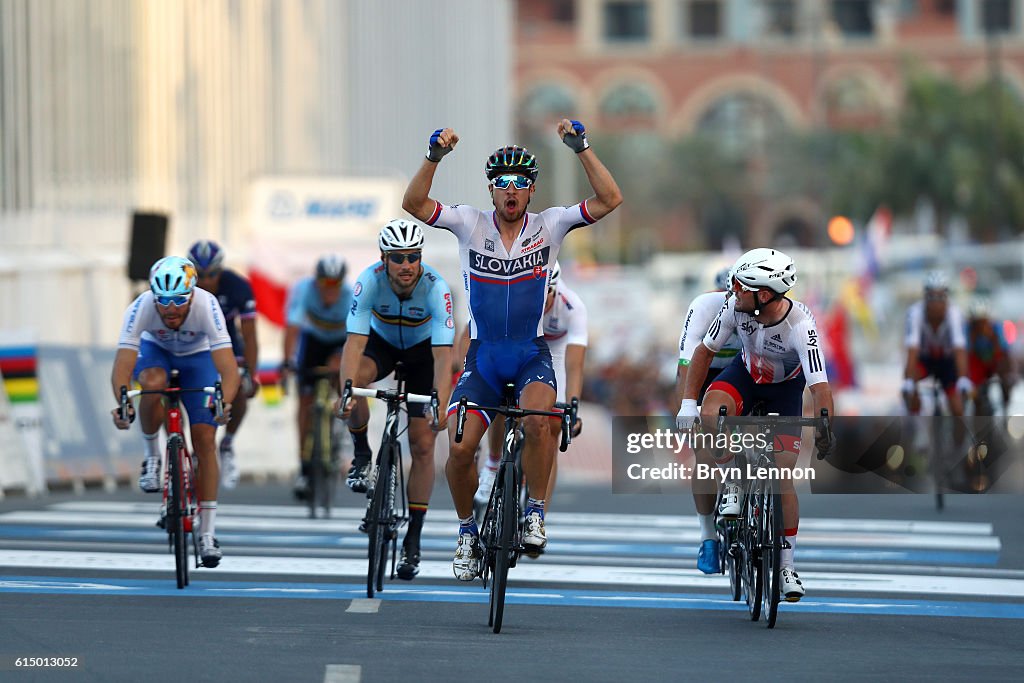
[760,472,783,628]
[366,441,392,598]
[490,465,517,634]
[742,481,763,621]
[168,435,189,590]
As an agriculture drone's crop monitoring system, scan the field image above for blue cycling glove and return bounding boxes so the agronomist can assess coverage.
[426,128,453,162]
[561,120,590,153]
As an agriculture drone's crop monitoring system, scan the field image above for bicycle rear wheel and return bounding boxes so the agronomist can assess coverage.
[760,472,783,628]
[719,518,741,601]
[490,464,517,634]
[742,481,763,621]
[366,440,392,598]
[168,435,188,590]
[307,405,327,519]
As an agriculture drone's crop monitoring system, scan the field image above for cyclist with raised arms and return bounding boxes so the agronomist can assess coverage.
[187,240,259,489]
[111,256,240,568]
[472,260,588,508]
[336,218,455,580]
[901,272,972,417]
[674,266,743,574]
[678,248,835,602]
[402,120,622,581]
[281,254,354,500]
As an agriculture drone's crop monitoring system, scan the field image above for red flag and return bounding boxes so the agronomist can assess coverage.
[249,268,288,327]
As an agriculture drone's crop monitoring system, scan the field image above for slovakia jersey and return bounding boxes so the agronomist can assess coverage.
[426,202,594,342]
[703,297,828,386]
[286,277,354,344]
[118,289,233,357]
[206,269,256,356]
[543,282,588,357]
[679,291,741,370]
[905,301,966,359]
[347,262,456,348]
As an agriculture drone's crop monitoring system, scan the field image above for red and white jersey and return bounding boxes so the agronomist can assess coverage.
[543,282,588,403]
[703,297,828,386]
[679,291,741,371]
[425,201,594,342]
[904,300,966,359]
[543,283,588,354]
[118,289,233,357]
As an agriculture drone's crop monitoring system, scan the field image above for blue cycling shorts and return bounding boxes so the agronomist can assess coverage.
[448,338,556,426]
[134,339,220,427]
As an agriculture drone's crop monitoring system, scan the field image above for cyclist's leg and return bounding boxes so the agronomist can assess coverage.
[133,341,172,491]
[347,332,392,490]
[474,414,504,505]
[294,333,327,493]
[218,356,247,489]
[400,342,440,576]
[543,352,569,506]
[691,368,725,573]
[178,351,223,567]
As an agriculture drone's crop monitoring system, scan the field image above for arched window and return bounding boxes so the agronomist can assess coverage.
[519,83,577,124]
[695,91,788,158]
[600,81,659,118]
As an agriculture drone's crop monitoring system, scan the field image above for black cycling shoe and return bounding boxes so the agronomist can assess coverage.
[346,458,371,493]
[397,543,420,581]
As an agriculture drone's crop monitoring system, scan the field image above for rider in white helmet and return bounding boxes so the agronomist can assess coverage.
[336,218,455,580]
[111,256,240,568]
[678,248,835,603]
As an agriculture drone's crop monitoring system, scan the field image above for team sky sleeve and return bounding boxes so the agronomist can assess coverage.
[701,297,737,353]
[202,290,234,351]
[345,267,378,337]
[679,293,719,364]
[904,302,922,349]
[948,305,967,349]
[793,318,829,386]
[285,279,307,328]
[117,293,151,351]
[428,275,456,346]
[564,289,588,347]
[541,203,595,242]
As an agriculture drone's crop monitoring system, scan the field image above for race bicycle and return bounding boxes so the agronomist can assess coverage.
[300,366,343,519]
[454,385,576,634]
[712,406,830,629]
[341,368,438,599]
[118,370,224,589]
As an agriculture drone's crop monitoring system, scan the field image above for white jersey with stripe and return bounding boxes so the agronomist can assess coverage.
[904,300,966,358]
[679,291,741,370]
[425,201,594,342]
[703,296,828,386]
[543,282,588,402]
[118,289,233,357]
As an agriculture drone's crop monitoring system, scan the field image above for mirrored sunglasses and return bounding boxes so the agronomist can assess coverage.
[491,174,533,190]
[155,294,191,307]
[387,252,422,264]
[731,278,757,294]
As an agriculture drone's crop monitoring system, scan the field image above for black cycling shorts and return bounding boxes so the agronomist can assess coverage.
[363,330,443,415]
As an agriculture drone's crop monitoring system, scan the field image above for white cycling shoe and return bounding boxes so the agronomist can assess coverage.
[718,482,742,518]
[452,531,482,581]
[522,511,547,556]
[780,566,805,602]
[473,465,496,506]
[138,455,162,493]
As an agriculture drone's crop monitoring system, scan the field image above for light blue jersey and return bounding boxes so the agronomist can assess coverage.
[347,262,455,348]
[285,277,354,344]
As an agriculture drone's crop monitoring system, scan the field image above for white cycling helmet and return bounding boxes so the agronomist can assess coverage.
[731,248,797,294]
[316,253,347,280]
[548,261,561,288]
[149,256,197,298]
[968,297,991,319]
[713,266,732,291]
[379,218,425,252]
[924,270,949,293]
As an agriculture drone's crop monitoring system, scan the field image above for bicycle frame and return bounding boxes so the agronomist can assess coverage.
[342,374,438,599]
[303,370,339,519]
[120,371,222,589]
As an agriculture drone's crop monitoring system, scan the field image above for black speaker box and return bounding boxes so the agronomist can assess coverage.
[127,211,169,281]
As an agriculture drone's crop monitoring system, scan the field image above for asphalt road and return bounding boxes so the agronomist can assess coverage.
[1,480,1023,682]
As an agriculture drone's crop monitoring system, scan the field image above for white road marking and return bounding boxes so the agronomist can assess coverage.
[324,664,361,683]
[345,598,380,613]
[0,549,1020,598]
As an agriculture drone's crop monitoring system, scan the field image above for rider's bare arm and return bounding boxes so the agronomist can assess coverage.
[111,348,139,400]
[212,347,241,404]
[432,345,454,429]
[683,344,715,403]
